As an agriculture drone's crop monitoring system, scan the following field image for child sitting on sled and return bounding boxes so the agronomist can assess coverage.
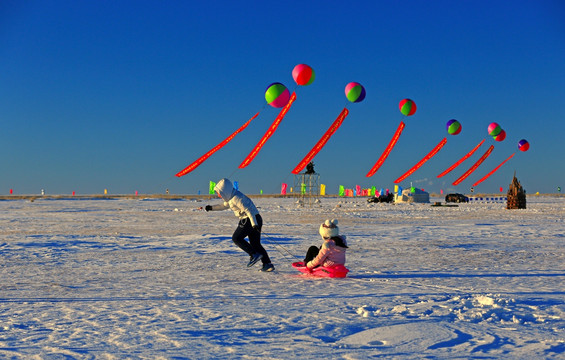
[303,219,348,271]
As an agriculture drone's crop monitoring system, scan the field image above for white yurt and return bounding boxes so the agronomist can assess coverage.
[394,187,430,203]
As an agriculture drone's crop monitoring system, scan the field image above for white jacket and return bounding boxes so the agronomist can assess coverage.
[210,178,260,227]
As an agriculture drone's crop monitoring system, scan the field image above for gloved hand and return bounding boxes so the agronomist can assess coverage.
[205,205,212,212]
[253,225,261,232]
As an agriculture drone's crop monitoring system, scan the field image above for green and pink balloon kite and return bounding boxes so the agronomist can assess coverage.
[176,81,294,176]
[366,99,417,177]
[241,64,316,169]
[264,82,291,108]
[446,119,462,135]
[176,66,309,177]
[292,81,365,174]
[345,82,366,103]
[399,98,417,116]
[451,122,510,186]
[240,66,315,168]
[394,119,463,184]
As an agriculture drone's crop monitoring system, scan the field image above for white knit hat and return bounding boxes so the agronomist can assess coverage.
[319,219,339,239]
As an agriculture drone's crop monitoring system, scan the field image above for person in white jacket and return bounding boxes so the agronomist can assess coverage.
[205,178,274,272]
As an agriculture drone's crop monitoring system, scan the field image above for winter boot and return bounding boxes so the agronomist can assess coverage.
[247,253,263,267]
[259,263,275,272]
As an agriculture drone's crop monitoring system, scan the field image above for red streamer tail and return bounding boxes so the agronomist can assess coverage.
[175,112,260,177]
[437,139,485,178]
[472,153,516,187]
[394,138,447,183]
[366,121,405,177]
[239,92,297,169]
[291,108,349,174]
[452,145,494,186]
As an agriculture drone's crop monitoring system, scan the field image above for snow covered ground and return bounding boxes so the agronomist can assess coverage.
[1,195,564,359]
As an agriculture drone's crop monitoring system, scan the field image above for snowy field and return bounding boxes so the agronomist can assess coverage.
[1,195,564,359]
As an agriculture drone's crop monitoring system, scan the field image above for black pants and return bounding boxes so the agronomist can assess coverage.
[232,214,270,264]
[304,245,320,264]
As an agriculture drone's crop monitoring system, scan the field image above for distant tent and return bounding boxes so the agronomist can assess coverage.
[394,188,430,203]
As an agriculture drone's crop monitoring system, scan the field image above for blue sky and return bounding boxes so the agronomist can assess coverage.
[1,0,564,195]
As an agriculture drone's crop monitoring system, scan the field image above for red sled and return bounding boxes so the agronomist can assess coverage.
[292,262,349,278]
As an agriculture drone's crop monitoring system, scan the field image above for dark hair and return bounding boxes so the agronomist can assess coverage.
[331,236,348,248]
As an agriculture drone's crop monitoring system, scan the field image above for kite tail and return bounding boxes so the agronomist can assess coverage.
[452,145,494,186]
[175,112,260,177]
[437,139,485,178]
[291,107,349,174]
[239,92,297,169]
[394,137,447,183]
[472,153,515,187]
[366,121,405,177]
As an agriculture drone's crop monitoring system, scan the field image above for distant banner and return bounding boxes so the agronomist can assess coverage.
[239,92,297,168]
[452,145,494,186]
[366,121,406,177]
[281,183,288,195]
[209,181,216,195]
[339,185,345,197]
[291,107,349,174]
[394,138,447,183]
[175,112,259,177]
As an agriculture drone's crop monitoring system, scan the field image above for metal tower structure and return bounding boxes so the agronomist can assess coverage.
[293,162,320,207]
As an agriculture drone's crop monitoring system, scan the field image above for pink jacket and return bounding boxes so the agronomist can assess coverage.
[306,236,347,269]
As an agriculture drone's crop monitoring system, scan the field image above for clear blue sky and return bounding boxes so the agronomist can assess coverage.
[1,1,564,195]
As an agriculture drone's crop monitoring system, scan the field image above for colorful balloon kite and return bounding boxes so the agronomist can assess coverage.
[239,65,317,169]
[488,122,502,137]
[452,122,513,186]
[366,99,416,177]
[292,64,315,86]
[493,129,506,142]
[487,122,506,141]
[442,122,511,186]
[446,119,462,135]
[265,82,291,108]
[472,139,529,187]
[239,83,297,168]
[291,82,365,174]
[345,82,366,103]
[518,139,529,152]
[399,99,417,116]
[177,65,310,177]
[394,119,460,183]
[176,64,533,189]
